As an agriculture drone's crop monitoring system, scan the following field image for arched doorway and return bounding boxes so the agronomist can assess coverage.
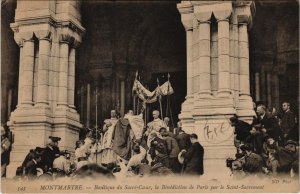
[75,1,187,129]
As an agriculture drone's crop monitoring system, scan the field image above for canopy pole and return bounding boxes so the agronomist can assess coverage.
[95,82,98,164]
[157,78,163,120]
[133,70,138,115]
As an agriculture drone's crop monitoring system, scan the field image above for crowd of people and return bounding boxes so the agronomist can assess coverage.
[2,101,298,181]
[10,109,204,180]
[227,102,299,178]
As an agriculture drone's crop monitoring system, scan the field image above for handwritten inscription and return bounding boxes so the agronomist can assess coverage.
[202,120,233,144]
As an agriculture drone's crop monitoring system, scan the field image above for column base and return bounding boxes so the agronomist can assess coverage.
[178,96,195,133]
[182,116,236,178]
[35,101,49,107]
[179,93,237,177]
[217,89,232,98]
[7,106,53,178]
[6,106,82,178]
[17,102,34,108]
[237,95,256,123]
[198,91,212,99]
[178,96,194,120]
[193,96,236,116]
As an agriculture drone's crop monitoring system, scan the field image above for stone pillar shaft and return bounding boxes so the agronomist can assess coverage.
[58,42,69,107]
[68,48,76,108]
[21,40,35,106]
[198,21,211,96]
[255,72,260,101]
[36,38,50,106]
[233,23,240,103]
[80,84,84,121]
[217,19,231,95]
[238,24,250,96]
[120,80,125,116]
[210,27,218,93]
[17,45,24,106]
[186,29,193,97]
[8,89,12,116]
[86,83,90,127]
[267,73,272,108]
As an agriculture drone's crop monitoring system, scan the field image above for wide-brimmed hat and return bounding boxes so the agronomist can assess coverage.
[178,150,186,164]
[60,150,69,155]
[35,147,45,155]
[49,136,61,142]
[285,140,298,146]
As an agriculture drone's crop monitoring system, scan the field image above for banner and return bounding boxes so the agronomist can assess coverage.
[132,80,174,104]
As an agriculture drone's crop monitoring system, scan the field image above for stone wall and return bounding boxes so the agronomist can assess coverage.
[249,1,299,112]
[1,0,18,125]
[76,1,186,127]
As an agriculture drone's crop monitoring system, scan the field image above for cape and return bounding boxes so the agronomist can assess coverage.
[112,119,132,161]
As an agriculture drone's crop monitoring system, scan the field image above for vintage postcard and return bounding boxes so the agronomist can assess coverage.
[1,0,299,193]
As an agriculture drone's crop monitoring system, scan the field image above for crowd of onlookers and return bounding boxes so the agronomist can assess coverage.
[1,101,298,180]
[227,102,299,178]
[7,109,204,180]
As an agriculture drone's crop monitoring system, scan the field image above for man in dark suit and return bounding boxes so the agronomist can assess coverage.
[182,133,204,175]
[24,148,43,180]
[160,127,181,173]
[40,136,61,172]
[229,115,251,149]
[280,102,296,142]
[175,130,192,151]
[256,105,282,142]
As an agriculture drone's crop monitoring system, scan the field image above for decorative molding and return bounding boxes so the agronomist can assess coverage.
[11,15,85,48]
[177,1,193,15]
[235,1,256,29]
[181,13,194,31]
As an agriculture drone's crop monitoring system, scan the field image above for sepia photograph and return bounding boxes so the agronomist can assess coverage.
[1,0,299,193]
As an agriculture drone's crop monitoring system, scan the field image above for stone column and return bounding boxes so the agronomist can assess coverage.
[80,84,84,121]
[273,74,280,109]
[21,39,35,107]
[238,23,250,97]
[255,72,260,101]
[8,0,85,178]
[186,27,193,97]
[17,44,23,106]
[217,18,231,97]
[260,69,267,103]
[115,77,120,113]
[36,38,51,107]
[198,20,211,97]
[57,41,69,108]
[267,72,272,108]
[120,80,125,116]
[86,83,91,127]
[177,2,194,124]
[7,88,12,117]
[233,20,240,104]
[68,47,76,109]
[235,1,256,119]
[210,25,218,94]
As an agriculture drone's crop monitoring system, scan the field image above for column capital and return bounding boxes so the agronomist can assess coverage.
[211,2,232,21]
[177,2,194,31]
[10,24,34,46]
[58,21,84,48]
[35,30,52,41]
[180,13,194,31]
[194,6,212,23]
[235,1,256,29]
[177,1,193,15]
